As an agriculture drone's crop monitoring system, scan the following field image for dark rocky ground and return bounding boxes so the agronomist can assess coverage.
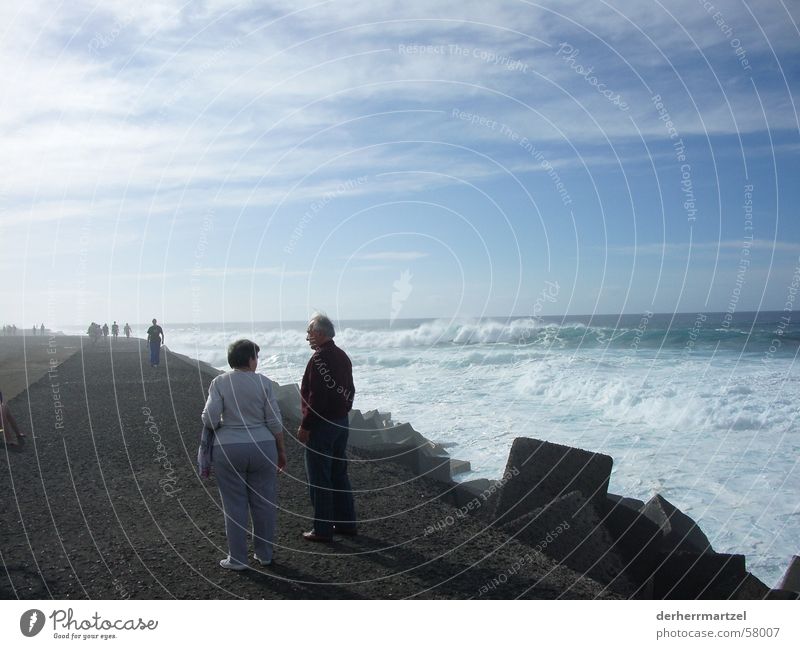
[0,337,621,599]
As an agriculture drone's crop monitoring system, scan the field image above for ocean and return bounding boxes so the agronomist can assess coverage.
[70,312,800,587]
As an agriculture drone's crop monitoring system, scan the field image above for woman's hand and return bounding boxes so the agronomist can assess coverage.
[277,449,287,473]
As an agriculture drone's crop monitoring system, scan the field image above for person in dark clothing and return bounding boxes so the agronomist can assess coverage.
[1,390,26,446]
[298,313,356,541]
[147,319,164,367]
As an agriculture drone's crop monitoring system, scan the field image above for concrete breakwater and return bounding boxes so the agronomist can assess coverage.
[2,338,798,599]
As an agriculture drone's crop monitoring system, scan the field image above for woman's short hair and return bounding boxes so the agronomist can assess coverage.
[308,313,335,338]
[227,339,260,369]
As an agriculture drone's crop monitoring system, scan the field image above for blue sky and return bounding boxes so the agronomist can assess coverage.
[1,0,799,326]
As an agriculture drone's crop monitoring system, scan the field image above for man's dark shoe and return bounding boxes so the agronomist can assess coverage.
[302,530,334,542]
[333,526,358,537]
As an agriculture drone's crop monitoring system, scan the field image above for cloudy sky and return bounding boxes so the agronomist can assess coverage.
[1,0,798,326]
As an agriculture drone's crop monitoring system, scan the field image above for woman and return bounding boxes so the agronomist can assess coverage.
[201,339,287,570]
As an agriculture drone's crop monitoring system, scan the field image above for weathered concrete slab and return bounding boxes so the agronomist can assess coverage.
[653,552,746,599]
[441,478,495,510]
[275,383,302,421]
[494,437,613,524]
[450,459,471,476]
[601,494,664,586]
[642,494,712,555]
[501,490,632,593]
[355,440,452,483]
[777,555,800,593]
[606,492,645,512]
[731,572,771,599]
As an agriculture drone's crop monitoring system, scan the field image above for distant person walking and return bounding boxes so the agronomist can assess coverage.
[41,323,45,335]
[32,324,37,336]
[124,323,131,338]
[1,390,26,446]
[147,319,164,367]
[111,322,119,339]
[201,339,286,570]
[87,322,101,345]
[102,323,109,338]
[298,313,357,541]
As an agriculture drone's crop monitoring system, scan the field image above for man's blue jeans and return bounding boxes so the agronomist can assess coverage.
[149,341,161,366]
[305,417,356,537]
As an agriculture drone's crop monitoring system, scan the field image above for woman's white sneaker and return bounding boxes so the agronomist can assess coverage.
[219,558,248,571]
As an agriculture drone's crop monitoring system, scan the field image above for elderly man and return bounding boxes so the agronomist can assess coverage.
[298,313,357,541]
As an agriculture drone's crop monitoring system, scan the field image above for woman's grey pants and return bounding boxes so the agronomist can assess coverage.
[213,440,277,564]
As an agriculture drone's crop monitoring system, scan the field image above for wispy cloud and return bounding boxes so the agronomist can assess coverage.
[110,267,310,281]
[2,0,797,221]
[348,251,429,261]
[606,239,800,255]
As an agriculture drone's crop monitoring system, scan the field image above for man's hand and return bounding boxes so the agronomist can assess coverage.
[297,427,310,445]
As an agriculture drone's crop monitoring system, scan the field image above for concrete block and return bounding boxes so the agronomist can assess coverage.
[348,409,366,430]
[765,589,800,600]
[362,409,385,430]
[501,490,630,591]
[642,494,712,555]
[653,553,746,599]
[275,383,301,420]
[607,492,645,512]
[450,458,471,476]
[439,480,500,521]
[731,573,771,599]
[377,422,426,446]
[600,494,664,586]
[777,555,800,593]
[354,440,453,484]
[494,437,613,524]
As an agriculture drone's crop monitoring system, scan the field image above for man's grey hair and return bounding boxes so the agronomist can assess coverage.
[308,313,335,338]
